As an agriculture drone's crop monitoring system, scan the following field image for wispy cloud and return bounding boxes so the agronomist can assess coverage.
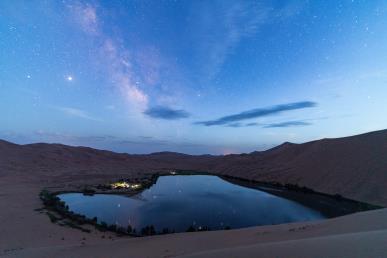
[194,1,305,80]
[263,121,311,128]
[144,106,190,120]
[195,101,317,126]
[25,131,226,155]
[224,122,260,127]
[225,122,243,128]
[195,1,270,80]
[222,120,312,128]
[56,106,102,122]
[245,122,259,127]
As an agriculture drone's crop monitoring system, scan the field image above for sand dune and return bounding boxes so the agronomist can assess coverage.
[0,129,386,257]
[1,129,386,205]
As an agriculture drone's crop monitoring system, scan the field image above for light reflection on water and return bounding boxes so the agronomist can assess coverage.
[58,175,324,233]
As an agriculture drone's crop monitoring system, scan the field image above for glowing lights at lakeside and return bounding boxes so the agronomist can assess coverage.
[111,181,142,190]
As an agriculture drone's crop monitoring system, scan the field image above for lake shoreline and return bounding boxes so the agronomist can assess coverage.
[1,130,387,257]
[39,171,382,237]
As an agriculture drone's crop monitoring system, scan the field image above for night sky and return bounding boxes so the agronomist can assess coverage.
[1,0,386,154]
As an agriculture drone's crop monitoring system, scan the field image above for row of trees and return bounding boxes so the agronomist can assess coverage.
[40,190,234,237]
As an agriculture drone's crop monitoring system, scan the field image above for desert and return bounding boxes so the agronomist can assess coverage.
[1,129,386,257]
[2,1,387,257]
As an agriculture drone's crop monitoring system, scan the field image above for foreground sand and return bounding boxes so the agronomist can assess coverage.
[5,209,387,258]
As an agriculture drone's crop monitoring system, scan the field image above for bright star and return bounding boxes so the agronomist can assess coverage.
[67,76,73,81]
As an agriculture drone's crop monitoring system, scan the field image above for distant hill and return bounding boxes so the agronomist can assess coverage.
[0,129,386,206]
[211,129,387,206]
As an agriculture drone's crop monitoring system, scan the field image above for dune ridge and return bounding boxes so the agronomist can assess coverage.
[1,129,386,206]
[1,129,386,257]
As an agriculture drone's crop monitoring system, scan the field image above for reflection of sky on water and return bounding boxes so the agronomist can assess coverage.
[59,175,324,233]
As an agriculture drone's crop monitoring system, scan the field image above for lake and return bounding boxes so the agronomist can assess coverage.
[58,175,325,234]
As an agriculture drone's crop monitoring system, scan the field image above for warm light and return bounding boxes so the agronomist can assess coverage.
[111,181,141,189]
[111,181,130,189]
[130,184,141,189]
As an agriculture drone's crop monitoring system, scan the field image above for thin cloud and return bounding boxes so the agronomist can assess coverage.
[264,121,312,128]
[245,122,259,127]
[56,107,102,122]
[224,122,259,127]
[194,1,305,80]
[225,123,243,128]
[144,106,190,120]
[196,1,271,80]
[195,101,317,126]
[139,136,154,140]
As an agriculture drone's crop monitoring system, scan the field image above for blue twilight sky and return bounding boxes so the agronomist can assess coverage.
[1,0,387,154]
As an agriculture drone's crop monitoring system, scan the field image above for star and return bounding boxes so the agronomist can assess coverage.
[66,75,73,81]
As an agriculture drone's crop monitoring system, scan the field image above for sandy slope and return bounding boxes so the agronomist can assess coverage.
[182,229,387,258]
[1,129,386,206]
[0,129,386,257]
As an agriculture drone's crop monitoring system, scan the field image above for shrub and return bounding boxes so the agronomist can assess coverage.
[46,212,58,223]
[197,226,210,231]
[186,225,196,232]
[108,224,117,231]
[141,225,156,236]
[334,193,343,200]
[82,188,96,196]
[39,190,60,207]
[161,228,170,234]
[117,226,127,235]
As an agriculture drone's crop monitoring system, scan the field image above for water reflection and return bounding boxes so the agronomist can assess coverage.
[59,175,324,234]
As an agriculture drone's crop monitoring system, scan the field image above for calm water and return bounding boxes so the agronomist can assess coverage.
[59,175,325,233]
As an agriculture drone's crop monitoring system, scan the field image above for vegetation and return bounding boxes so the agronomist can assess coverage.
[82,188,96,196]
[161,228,170,234]
[38,171,382,237]
[141,225,156,236]
[117,226,128,235]
[220,174,382,211]
[108,224,117,232]
[46,211,59,223]
[63,221,91,233]
[39,189,95,233]
[185,225,212,232]
[186,225,196,232]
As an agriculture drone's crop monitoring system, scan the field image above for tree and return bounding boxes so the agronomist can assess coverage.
[186,225,196,232]
[127,225,133,234]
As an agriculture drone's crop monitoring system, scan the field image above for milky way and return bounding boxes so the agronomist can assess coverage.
[0,1,386,154]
